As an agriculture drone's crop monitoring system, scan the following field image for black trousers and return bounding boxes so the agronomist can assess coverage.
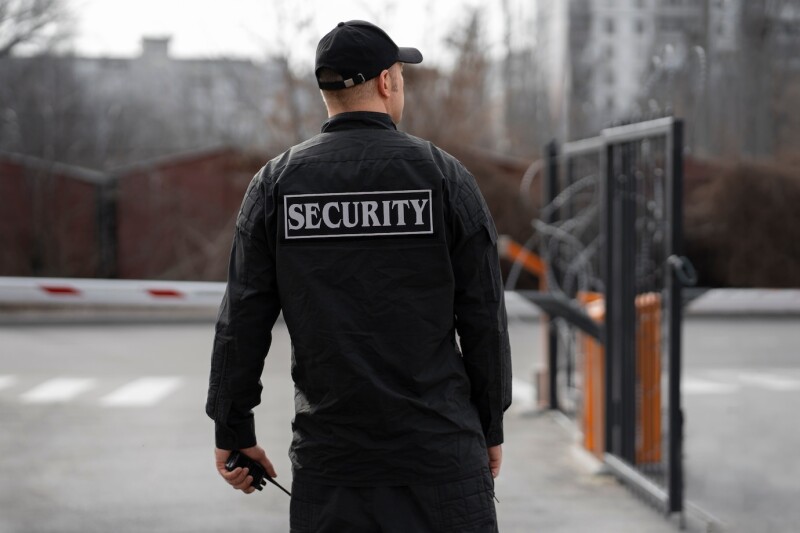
[289,468,499,533]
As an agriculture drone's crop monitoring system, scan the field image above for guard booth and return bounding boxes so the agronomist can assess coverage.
[504,117,694,520]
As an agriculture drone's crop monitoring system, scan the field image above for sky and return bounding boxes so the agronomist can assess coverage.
[71,0,507,68]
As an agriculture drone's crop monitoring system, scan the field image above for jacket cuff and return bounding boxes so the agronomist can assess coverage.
[485,427,504,447]
[215,419,257,450]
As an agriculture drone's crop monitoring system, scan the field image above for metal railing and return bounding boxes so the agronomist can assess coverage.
[535,117,688,518]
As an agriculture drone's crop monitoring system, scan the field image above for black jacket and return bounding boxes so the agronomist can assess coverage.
[207,111,512,486]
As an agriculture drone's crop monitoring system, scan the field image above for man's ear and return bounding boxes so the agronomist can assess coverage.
[377,69,392,98]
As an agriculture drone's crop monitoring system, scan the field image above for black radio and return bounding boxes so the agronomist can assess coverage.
[225,450,292,496]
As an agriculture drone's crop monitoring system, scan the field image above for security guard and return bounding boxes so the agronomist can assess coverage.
[207,20,512,532]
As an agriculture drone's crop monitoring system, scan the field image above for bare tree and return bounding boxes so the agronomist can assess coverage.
[760,0,800,165]
[256,0,326,150]
[0,55,91,162]
[403,9,492,148]
[0,0,69,57]
[265,54,326,150]
[0,0,80,162]
[638,0,800,161]
[496,0,553,156]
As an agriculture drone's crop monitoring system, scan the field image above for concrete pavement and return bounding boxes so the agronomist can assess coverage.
[0,317,694,533]
[4,287,800,531]
[497,408,683,532]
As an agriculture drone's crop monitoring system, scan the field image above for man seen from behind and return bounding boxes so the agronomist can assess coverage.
[207,20,512,533]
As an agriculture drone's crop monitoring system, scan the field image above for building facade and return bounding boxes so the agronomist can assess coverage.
[532,0,800,159]
[0,37,286,169]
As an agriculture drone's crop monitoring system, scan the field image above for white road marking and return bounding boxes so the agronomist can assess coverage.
[100,377,182,407]
[683,378,739,395]
[21,378,95,403]
[0,375,18,391]
[737,373,800,392]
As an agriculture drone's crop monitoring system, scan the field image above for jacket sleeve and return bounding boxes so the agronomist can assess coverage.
[206,169,282,450]
[447,165,512,447]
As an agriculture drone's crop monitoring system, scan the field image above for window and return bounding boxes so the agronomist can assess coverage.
[605,18,615,33]
[635,18,645,33]
[658,17,683,32]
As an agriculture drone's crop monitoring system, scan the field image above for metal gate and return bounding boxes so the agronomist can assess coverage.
[536,117,692,517]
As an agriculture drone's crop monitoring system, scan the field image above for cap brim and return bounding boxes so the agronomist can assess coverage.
[397,47,423,64]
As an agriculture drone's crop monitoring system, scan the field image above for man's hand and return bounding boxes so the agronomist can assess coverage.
[488,445,502,478]
[215,445,277,495]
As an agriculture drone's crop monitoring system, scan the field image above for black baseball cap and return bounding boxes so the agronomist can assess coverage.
[315,20,423,91]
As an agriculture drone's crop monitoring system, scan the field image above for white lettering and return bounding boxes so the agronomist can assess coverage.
[391,200,410,226]
[410,198,429,226]
[382,200,392,227]
[342,202,359,228]
[362,201,380,227]
[288,203,305,230]
[285,191,433,239]
[322,203,341,228]
[305,203,321,229]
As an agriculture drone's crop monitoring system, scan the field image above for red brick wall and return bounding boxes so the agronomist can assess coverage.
[0,161,35,275]
[0,160,100,277]
[116,149,259,280]
[48,172,100,277]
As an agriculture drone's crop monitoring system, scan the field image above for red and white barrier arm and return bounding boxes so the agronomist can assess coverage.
[0,277,226,307]
[5,277,796,315]
[0,276,541,317]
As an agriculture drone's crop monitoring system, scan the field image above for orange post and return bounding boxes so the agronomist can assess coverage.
[578,291,662,465]
[579,293,605,458]
[497,236,663,463]
[635,292,662,466]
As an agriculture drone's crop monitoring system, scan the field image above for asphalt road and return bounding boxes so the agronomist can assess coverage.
[681,317,800,533]
[0,315,798,532]
[0,322,295,533]
[0,318,547,533]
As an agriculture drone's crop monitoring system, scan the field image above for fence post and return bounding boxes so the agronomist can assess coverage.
[602,140,615,455]
[558,118,685,515]
[619,140,638,464]
[668,120,685,514]
[545,140,560,410]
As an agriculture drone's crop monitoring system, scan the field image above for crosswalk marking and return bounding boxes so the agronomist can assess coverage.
[5,370,795,407]
[21,377,96,404]
[683,378,739,395]
[0,375,18,391]
[736,373,800,391]
[684,370,800,396]
[100,377,182,407]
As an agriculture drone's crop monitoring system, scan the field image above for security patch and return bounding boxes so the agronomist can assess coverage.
[284,189,433,239]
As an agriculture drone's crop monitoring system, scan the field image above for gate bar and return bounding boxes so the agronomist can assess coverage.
[544,140,560,410]
[604,454,669,512]
[667,120,685,514]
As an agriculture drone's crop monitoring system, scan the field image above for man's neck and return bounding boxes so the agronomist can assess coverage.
[326,100,389,118]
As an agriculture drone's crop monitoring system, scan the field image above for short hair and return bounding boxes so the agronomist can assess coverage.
[318,67,378,107]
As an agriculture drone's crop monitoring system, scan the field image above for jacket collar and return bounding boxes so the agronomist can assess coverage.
[321,111,397,133]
